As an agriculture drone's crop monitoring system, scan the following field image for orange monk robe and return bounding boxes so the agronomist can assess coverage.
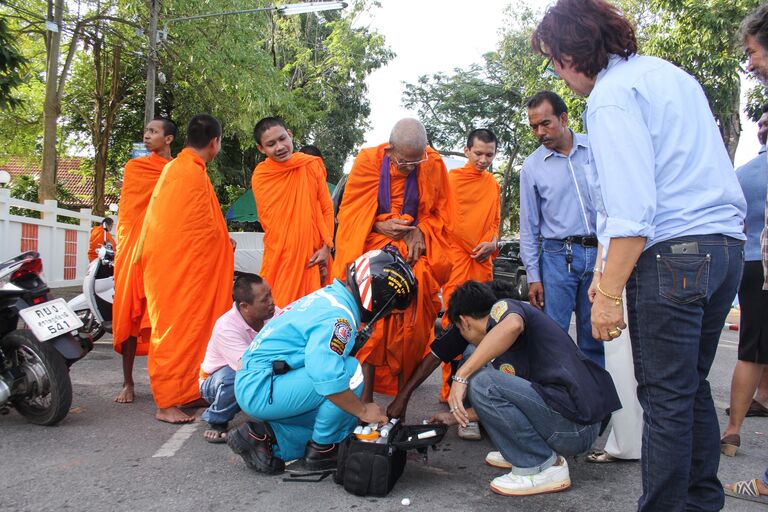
[437,163,500,400]
[252,152,334,308]
[137,148,233,409]
[88,226,116,262]
[112,152,169,356]
[441,163,501,327]
[332,144,453,396]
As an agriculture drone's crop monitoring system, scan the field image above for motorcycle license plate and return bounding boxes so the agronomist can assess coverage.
[19,298,84,342]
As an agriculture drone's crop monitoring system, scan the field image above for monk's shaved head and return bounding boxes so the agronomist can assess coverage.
[154,117,177,139]
[186,114,222,149]
[389,118,428,154]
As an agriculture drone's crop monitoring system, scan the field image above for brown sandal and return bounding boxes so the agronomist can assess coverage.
[719,434,740,457]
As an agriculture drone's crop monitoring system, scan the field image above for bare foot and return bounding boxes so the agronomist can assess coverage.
[155,406,194,424]
[203,425,228,443]
[114,384,134,403]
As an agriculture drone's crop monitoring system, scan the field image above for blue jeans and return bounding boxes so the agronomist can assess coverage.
[468,368,599,475]
[626,235,743,512]
[200,365,240,426]
[540,239,605,368]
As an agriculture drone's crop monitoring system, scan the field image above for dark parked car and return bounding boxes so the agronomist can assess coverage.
[493,239,528,300]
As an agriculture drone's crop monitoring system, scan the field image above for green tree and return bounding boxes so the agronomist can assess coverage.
[2,0,391,214]
[620,0,763,160]
[0,20,45,158]
[0,16,28,109]
[403,6,565,234]
[152,0,391,197]
[65,3,145,215]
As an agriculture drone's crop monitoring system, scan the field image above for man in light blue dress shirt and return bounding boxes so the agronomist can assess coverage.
[533,1,746,510]
[720,6,768,504]
[519,91,604,368]
[722,108,768,453]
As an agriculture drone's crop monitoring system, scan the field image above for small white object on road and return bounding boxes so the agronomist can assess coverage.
[401,498,411,506]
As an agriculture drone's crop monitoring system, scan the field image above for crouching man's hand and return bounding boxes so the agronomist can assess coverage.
[359,402,388,425]
[428,411,458,426]
[386,393,409,420]
[327,389,388,426]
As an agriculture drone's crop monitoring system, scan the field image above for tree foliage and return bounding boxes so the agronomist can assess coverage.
[622,0,763,161]
[1,0,391,214]
[152,0,391,192]
[0,16,28,109]
[405,0,764,238]
[403,5,577,234]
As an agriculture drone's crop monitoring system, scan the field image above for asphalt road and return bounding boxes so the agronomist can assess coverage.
[1,288,765,512]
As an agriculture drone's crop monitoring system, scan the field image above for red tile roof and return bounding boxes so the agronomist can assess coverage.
[0,156,119,209]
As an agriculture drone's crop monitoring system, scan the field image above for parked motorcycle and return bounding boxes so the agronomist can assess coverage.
[0,251,93,425]
[67,245,114,343]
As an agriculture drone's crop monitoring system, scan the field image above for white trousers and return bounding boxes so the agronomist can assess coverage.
[603,298,643,459]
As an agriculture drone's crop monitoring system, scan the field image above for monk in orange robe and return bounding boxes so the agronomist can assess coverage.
[87,218,116,261]
[333,118,453,399]
[112,118,175,404]
[438,128,501,401]
[251,117,334,308]
[136,114,234,423]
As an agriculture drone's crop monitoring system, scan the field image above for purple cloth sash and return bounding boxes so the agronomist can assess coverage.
[377,154,419,224]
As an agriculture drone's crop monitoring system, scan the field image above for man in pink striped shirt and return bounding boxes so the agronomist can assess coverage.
[200,273,277,443]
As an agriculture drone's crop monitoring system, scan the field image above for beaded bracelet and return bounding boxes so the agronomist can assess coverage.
[452,375,470,385]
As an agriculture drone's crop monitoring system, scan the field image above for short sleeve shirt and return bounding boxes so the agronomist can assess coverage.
[486,299,621,424]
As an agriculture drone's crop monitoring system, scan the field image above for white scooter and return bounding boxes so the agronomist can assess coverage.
[67,244,114,342]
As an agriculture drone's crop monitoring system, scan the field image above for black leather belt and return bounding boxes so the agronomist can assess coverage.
[567,236,598,247]
[546,236,598,247]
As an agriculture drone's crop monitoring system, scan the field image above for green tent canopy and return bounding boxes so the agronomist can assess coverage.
[225,182,336,223]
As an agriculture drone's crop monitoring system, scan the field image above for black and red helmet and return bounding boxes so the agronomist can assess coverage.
[346,247,417,323]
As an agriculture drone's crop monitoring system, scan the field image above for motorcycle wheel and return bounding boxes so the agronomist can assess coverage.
[74,309,105,342]
[1,330,73,426]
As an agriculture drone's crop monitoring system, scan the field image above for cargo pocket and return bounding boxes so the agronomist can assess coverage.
[656,253,710,304]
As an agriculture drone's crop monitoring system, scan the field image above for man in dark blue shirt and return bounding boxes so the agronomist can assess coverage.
[438,281,620,497]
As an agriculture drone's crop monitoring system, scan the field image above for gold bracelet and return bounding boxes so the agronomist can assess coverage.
[596,283,622,306]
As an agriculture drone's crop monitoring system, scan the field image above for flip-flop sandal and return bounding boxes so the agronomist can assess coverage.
[725,479,768,504]
[748,400,768,417]
[725,400,768,417]
[203,423,228,444]
[585,450,637,463]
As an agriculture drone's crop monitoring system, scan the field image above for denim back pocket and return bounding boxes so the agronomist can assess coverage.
[656,253,710,304]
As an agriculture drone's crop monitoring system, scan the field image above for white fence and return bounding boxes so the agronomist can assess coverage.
[1,188,268,288]
[0,188,105,288]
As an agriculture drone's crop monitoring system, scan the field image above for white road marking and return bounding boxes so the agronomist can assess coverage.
[152,423,199,458]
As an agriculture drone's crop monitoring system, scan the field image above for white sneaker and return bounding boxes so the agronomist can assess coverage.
[490,456,571,496]
[485,451,513,469]
[458,421,482,440]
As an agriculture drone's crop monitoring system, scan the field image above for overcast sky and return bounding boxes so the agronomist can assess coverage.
[355,0,761,169]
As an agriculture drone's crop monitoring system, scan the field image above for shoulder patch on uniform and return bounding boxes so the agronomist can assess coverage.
[499,363,516,376]
[330,318,353,355]
[490,301,509,322]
